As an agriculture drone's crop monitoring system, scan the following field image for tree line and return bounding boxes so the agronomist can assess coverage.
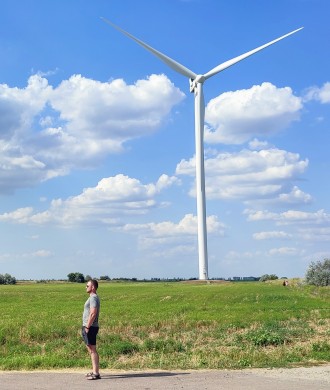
[64,259,330,286]
[1,259,329,286]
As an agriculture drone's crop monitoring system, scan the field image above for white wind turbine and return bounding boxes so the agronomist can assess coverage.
[101,17,303,280]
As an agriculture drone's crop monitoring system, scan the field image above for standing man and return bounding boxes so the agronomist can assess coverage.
[82,279,101,380]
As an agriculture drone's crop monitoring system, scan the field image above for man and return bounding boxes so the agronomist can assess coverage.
[82,279,101,380]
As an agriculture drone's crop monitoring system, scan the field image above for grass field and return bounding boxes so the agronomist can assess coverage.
[0,280,329,370]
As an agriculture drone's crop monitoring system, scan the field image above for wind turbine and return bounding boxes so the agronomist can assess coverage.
[101,17,303,280]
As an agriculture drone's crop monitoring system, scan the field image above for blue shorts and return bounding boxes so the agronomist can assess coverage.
[82,326,99,346]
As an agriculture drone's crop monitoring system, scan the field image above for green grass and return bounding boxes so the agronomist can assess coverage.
[0,280,329,370]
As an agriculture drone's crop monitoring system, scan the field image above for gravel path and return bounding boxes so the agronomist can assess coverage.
[1,365,329,389]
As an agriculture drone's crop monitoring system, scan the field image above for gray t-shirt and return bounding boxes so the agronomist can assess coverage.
[82,293,100,327]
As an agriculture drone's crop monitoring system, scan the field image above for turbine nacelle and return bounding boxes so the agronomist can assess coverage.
[189,75,206,93]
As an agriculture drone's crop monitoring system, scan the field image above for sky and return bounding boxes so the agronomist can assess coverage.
[0,0,330,280]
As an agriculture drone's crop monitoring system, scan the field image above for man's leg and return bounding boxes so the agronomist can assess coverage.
[87,345,99,375]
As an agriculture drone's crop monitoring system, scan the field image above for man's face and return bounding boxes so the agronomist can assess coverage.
[86,282,93,294]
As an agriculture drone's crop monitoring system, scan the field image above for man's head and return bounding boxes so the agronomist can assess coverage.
[86,279,98,293]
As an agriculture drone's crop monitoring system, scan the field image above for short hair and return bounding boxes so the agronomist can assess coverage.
[89,279,98,290]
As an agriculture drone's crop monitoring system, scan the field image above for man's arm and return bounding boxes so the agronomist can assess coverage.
[85,307,98,332]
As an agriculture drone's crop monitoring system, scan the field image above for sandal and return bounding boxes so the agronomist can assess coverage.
[86,372,93,377]
[87,373,101,380]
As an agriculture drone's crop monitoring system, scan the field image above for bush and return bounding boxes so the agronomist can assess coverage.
[259,274,278,282]
[305,259,330,286]
[245,328,286,346]
[0,273,16,285]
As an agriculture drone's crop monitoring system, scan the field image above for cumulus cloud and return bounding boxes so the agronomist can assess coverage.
[0,73,184,193]
[22,250,52,258]
[0,207,34,223]
[298,227,330,242]
[245,208,330,225]
[303,81,330,103]
[0,249,52,262]
[253,231,292,240]
[176,146,309,203]
[49,74,184,140]
[123,213,224,236]
[0,174,179,227]
[0,151,47,194]
[277,186,312,205]
[0,75,53,192]
[268,247,301,256]
[0,75,51,140]
[248,138,272,150]
[224,251,255,260]
[122,213,225,249]
[204,82,302,144]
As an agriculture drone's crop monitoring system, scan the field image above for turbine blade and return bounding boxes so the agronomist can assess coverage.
[101,17,197,80]
[204,27,303,80]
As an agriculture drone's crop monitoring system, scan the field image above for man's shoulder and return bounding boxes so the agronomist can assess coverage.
[90,293,100,303]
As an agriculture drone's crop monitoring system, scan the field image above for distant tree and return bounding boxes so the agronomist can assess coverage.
[100,275,110,281]
[0,273,16,285]
[259,274,269,282]
[259,274,278,282]
[67,273,76,282]
[67,272,85,283]
[305,259,330,287]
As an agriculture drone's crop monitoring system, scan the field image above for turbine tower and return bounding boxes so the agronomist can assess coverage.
[101,18,303,280]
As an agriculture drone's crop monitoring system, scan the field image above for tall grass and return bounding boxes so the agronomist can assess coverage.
[0,280,329,370]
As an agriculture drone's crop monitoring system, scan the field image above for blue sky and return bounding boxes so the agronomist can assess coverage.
[1,0,329,280]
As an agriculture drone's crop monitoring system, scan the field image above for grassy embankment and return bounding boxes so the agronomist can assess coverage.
[0,280,329,370]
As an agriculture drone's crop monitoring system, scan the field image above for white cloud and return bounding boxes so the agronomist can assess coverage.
[123,213,224,236]
[225,246,302,262]
[176,147,309,202]
[49,74,184,140]
[298,227,330,242]
[23,250,52,258]
[0,75,53,192]
[0,207,34,223]
[0,174,178,227]
[277,186,312,205]
[224,251,255,260]
[248,138,272,150]
[204,82,302,144]
[304,82,330,103]
[245,209,330,225]
[122,213,225,249]
[0,74,184,193]
[253,231,292,240]
[268,247,301,256]
[0,249,52,262]
[0,150,47,194]
[0,75,51,140]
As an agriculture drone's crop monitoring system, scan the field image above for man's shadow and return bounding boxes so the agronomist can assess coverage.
[100,372,190,380]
